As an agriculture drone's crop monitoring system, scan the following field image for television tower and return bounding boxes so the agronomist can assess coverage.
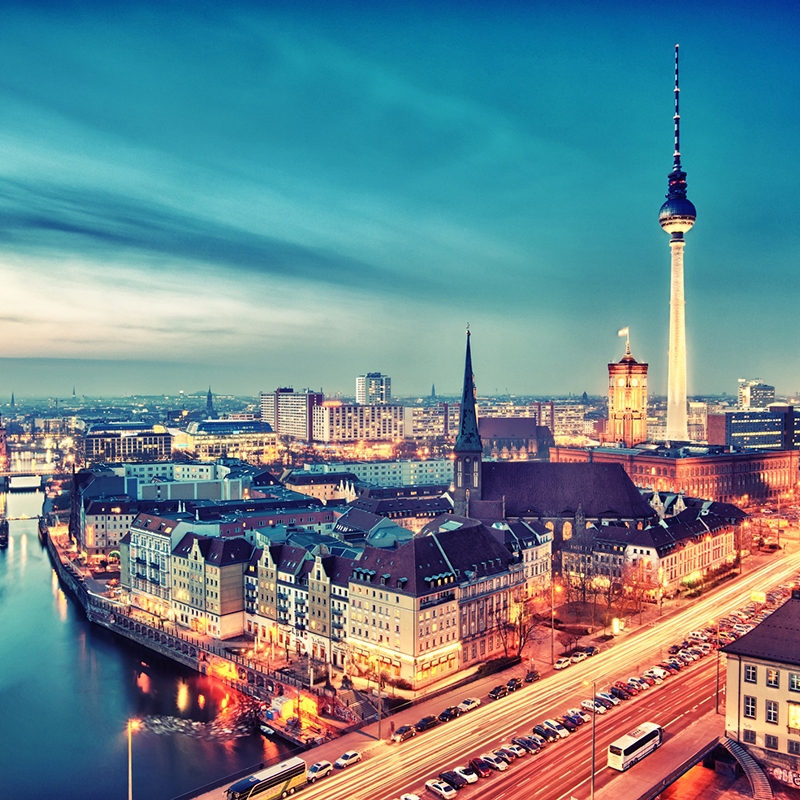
[659,44,696,442]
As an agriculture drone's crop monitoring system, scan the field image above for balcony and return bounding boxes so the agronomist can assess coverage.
[149,562,160,570]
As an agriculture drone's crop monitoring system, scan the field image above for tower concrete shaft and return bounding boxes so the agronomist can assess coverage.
[666,235,688,440]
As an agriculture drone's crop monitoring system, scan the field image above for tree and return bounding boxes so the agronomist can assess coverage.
[556,629,580,655]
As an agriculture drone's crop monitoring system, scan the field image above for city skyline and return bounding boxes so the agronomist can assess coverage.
[1,2,799,398]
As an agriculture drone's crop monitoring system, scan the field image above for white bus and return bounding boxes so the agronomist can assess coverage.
[607,722,663,771]
[225,757,307,800]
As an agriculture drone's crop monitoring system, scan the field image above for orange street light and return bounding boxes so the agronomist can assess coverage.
[128,718,141,800]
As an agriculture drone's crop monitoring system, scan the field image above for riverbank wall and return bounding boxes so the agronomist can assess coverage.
[43,529,360,749]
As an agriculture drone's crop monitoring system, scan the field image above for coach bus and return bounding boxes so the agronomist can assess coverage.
[607,722,663,771]
[225,757,307,800]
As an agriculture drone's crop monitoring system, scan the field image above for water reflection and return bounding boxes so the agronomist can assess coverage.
[0,490,290,800]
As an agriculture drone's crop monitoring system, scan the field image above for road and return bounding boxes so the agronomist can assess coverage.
[214,551,800,800]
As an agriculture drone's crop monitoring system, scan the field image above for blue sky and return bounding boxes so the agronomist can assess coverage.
[1,1,798,399]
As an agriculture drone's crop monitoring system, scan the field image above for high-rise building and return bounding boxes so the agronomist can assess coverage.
[356,372,391,405]
[312,401,404,442]
[259,388,323,442]
[659,45,696,442]
[605,337,648,447]
[737,379,775,410]
[707,404,796,451]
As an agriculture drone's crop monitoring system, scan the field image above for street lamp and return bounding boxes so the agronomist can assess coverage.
[582,678,598,800]
[550,570,562,666]
[710,618,721,714]
[127,718,141,800]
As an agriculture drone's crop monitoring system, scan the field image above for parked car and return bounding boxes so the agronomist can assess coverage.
[638,675,657,686]
[480,753,508,771]
[583,645,600,657]
[570,650,587,664]
[489,684,508,700]
[391,725,417,743]
[454,765,479,784]
[425,779,457,799]
[658,662,679,675]
[507,677,523,692]
[561,711,585,727]
[468,758,493,778]
[414,715,440,732]
[567,707,592,723]
[614,680,637,695]
[439,770,468,790]
[528,732,548,748]
[533,724,559,742]
[554,657,572,670]
[512,736,540,753]
[306,761,333,783]
[594,695,614,710]
[458,697,481,713]
[438,706,462,723]
[580,699,606,714]
[555,715,578,732]
[597,692,620,707]
[334,750,362,769]
[504,742,528,757]
[492,748,514,765]
[543,718,570,738]
[525,670,541,683]
[609,685,631,701]
[627,677,650,690]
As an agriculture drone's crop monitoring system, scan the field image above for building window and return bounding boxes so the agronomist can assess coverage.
[789,673,800,693]
[764,734,779,751]
[766,669,780,688]
[744,664,757,684]
[766,700,779,725]
[742,729,756,744]
[788,740,800,755]
[744,696,756,719]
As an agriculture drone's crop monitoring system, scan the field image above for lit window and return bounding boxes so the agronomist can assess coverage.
[767,669,780,688]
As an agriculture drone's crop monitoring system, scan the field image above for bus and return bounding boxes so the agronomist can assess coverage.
[225,757,307,800]
[607,722,663,771]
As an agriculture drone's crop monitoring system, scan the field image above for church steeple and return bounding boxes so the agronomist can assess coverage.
[453,328,482,516]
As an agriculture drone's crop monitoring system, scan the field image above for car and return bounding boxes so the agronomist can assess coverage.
[555,715,578,732]
[567,707,592,723]
[677,649,698,662]
[594,695,614,709]
[668,644,682,655]
[488,684,508,700]
[493,748,516,764]
[525,670,541,683]
[480,753,508,771]
[614,680,637,695]
[543,718,570,738]
[533,724,559,742]
[425,780,457,799]
[458,697,481,713]
[658,662,679,675]
[468,758,493,778]
[554,657,572,670]
[583,645,600,657]
[504,742,528,757]
[400,795,421,800]
[597,692,620,707]
[581,699,606,714]
[512,736,541,753]
[415,716,440,732]
[645,667,668,680]
[561,712,584,727]
[439,770,468,790]
[688,630,708,641]
[628,677,650,690]
[306,761,333,783]
[334,750,362,769]
[528,732,548,748]
[438,706,462,723]
[454,766,479,784]
[638,675,657,686]
[608,685,631,701]
[391,725,417,743]
[570,650,587,664]
[507,677,523,692]
[665,659,684,671]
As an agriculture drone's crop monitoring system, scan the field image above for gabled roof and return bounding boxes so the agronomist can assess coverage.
[172,532,253,566]
[721,591,800,665]
[481,462,655,520]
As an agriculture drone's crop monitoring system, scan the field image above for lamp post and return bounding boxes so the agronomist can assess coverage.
[712,618,721,714]
[127,718,140,800]
[583,679,597,800]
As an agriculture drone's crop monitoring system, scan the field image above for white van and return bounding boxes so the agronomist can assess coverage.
[644,667,668,681]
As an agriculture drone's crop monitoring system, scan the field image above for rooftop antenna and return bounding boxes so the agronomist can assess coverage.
[673,44,682,172]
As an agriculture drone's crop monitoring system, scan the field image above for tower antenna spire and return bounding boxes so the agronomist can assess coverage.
[673,44,681,170]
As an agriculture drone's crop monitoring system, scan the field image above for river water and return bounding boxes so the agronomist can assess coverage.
[0,491,289,800]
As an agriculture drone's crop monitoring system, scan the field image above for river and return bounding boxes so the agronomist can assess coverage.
[0,490,290,800]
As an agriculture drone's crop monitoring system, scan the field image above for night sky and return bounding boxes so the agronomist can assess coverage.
[1,1,798,399]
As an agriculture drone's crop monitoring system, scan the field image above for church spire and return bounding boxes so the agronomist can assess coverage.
[455,327,481,453]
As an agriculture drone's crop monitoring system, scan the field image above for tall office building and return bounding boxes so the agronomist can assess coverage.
[606,337,648,448]
[259,388,323,442]
[356,372,391,405]
[737,379,775,410]
[659,45,696,442]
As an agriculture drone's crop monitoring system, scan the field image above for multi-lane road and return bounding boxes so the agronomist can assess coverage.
[290,551,800,800]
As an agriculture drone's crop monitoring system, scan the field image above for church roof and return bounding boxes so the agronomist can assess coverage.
[480,461,655,520]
